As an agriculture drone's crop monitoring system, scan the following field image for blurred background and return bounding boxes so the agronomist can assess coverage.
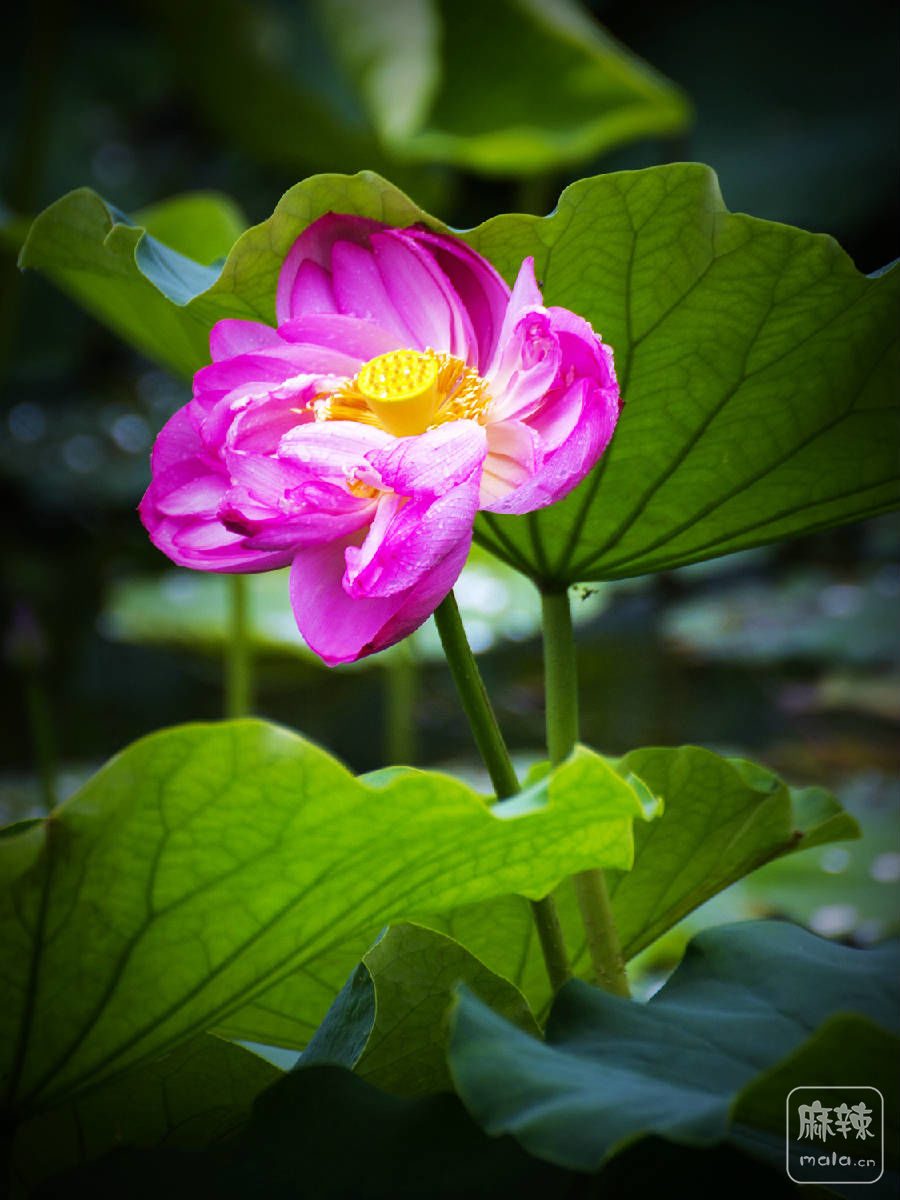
[1,0,898,970]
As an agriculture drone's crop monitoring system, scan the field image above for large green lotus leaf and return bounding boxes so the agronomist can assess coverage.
[214,747,656,1051]
[426,749,856,1012]
[32,1064,575,1200]
[28,1068,820,1200]
[18,175,436,379]
[21,166,899,577]
[634,770,900,958]
[313,0,690,172]
[449,920,899,1171]
[0,721,647,1116]
[133,193,248,266]
[731,1014,899,1185]
[10,1035,279,1197]
[604,748,859,959]
[300,922,540,1096]
[212,936,375,1053]
[216,746,854,1045]
[468,169,900,582]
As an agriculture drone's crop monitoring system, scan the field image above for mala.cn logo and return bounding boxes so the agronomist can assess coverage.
[786,1086,884,1185]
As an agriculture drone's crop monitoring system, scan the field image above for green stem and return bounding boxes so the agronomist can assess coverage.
[433,591,571,993]
[433,591,517,798]
[541,588,631,999]
[225,575,252,718]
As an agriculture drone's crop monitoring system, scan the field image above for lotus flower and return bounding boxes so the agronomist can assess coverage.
[139,214,620,665]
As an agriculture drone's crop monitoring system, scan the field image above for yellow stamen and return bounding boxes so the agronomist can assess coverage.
[354,350,441,436]
[346,477,379,499]
[312,349,491,436]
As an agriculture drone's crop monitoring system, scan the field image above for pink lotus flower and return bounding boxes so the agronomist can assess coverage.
[139,214,620,665]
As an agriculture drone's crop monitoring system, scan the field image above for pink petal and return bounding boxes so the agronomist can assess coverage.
[371,232,459,356]
[289,521,472,665]
[196,348,361,402]
[343,492,405,588]
[209,319,283,362]
[491,257,544,364]
[173,520,248,552]
[221,448,376,547]
[289,535,406,665]
[277,214,387,322]
[148,404,204,476]
[225,391,318,456]
[406,229,511,368]
[344,424,485,599]
[344,480,480,599]
[201,382,319,459]
[140,418,296,573]
[140,501,291,572]
[279,420,393,481]
[283,261,338,319]
[486,309,562,423]
[283,213,387,273]
[525,375,586,453]
[366,531,471,657]
[167,518,293,570]
[546,305,616,387]
[264,341,364,378]
[367,420,487,498]
[192,356,315,433]
[277,313,405,361]
[330,240,416,344]
[223,450,310,508]
[479,420,543,508]
[481,379,619,515]
[194,353,303,396]
[221,480,373,550]
[155,468,229,517]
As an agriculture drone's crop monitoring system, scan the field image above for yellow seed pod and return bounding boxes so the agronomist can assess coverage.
[356,350,441,436]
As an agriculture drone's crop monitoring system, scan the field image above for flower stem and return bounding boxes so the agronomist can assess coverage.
[433,590,571,994]
[225,575,252,718]
[540,587,630,999]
